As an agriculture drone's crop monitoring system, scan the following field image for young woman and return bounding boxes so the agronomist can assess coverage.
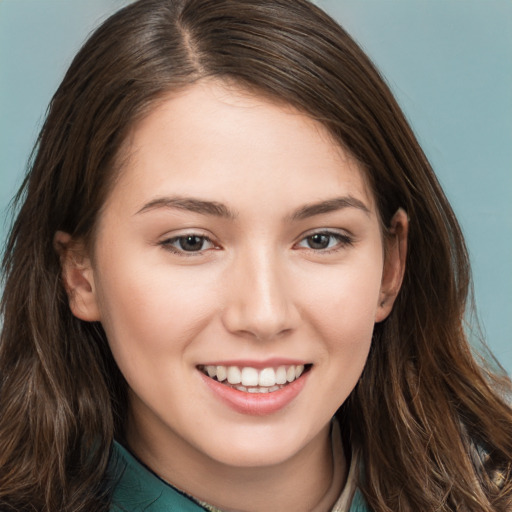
[1,0,511,511]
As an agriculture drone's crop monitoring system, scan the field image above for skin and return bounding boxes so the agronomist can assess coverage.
[57,81,407,511]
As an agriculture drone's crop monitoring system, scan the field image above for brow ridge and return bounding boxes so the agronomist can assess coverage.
[290,196,370,221]
[136,195,369,221]
[136,196,237,219]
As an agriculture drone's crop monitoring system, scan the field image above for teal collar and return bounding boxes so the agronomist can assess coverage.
[109,441,206,511]
[108,441,369,511]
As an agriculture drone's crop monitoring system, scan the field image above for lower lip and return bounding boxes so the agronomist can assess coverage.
[199,370,310,416]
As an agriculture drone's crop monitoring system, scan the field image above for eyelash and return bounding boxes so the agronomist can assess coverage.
[295,231,354,254]
[159,234,217,256]
[159,230,353,256]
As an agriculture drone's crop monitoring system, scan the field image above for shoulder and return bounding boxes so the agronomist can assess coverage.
[348,489,371,512]
[108,441,206,512]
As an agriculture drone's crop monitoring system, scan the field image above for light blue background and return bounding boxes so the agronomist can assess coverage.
[1,1,511,373]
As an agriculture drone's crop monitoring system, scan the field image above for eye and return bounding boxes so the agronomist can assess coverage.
[296,231,353,251]
[161,234,216,254]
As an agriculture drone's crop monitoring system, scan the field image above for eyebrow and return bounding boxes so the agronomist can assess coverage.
[289,196,371,221]
[136,195,370,220]
[136,196,237,219]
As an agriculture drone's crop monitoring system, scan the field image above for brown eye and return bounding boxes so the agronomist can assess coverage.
[178,235,206,252]
[161,234,215,254]
[296,231,353,252]
[306,233,331,250]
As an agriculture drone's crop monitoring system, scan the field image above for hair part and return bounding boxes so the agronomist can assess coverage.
[1,1,511,510]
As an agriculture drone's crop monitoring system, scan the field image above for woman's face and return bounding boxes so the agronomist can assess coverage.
[62,81,405,472]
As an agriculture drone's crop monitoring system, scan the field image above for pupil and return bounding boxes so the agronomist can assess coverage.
[180,235,203,251]
[308,234,329,249]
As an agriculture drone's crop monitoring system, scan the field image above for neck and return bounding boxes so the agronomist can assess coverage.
[125,406,347,512]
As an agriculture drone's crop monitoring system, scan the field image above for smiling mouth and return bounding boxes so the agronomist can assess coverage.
[197,364,312,394]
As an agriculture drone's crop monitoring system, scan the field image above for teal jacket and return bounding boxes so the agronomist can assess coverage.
[109,442,370,511]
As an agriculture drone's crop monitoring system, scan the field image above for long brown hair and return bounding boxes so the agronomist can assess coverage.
[1,0,511,510]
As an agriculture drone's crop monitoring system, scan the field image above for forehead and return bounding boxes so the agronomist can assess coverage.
[109,80,376,217]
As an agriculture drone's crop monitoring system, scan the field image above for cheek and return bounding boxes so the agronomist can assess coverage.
[92,251,220,372]
[299,257,383,346]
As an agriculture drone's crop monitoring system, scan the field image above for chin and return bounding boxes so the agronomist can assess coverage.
[195,423,322,469]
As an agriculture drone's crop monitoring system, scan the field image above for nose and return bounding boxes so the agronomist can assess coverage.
[221,249,300,341]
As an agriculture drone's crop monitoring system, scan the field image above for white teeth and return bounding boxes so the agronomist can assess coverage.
[241,367,259,387]
[236,385,268,393]
[202,364,308,389]
[227,366,242,384]
[216,366,227,382]
[259,367,276,387]
[276,366,287,385]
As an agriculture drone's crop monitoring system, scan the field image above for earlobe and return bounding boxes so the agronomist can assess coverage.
[53,231,101,322]
[375,208,408,323]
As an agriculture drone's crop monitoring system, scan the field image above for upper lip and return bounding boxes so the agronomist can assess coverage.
[197,358,310,369]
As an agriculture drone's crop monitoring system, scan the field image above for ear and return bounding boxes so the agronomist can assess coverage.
[53,231,101,322]
[375,208,408,323]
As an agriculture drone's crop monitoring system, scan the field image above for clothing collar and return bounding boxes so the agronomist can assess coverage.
[108,427,368,511]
